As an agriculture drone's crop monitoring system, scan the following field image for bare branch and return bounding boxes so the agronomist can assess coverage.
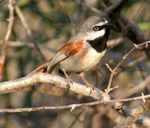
[15,5,46,61]
[120,75,150,98]
[4,0,15,42]
[0,72,149,113]
[0,73,103,100]
[106,41,150,92]
[0,0,15,80]
[107,37,124,48]
[0,94,149,113]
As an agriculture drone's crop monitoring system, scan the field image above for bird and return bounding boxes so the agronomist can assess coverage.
[31,16,110,76]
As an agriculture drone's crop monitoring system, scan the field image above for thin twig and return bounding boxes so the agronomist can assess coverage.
[120,75,150,98]
[106,41,150,92]
[67,111,83,128]
[0,0,15,80]
[0,94,149,113]
[15,5,46,61]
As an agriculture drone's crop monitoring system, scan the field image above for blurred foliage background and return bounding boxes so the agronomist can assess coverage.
[0,0,149,128]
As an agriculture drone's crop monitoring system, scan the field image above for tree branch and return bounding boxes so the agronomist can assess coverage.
[0,73,103,100]
[0,94,149,113]
[0,0,15,80]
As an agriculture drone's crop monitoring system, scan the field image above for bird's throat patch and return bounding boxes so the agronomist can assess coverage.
[87,37,106,52]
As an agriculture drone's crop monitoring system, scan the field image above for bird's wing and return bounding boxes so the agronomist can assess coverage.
[29,40,85,74]
[58,40,85,56]
[46,52,68,73]
[29,53,68,75]
[47,40,85,73]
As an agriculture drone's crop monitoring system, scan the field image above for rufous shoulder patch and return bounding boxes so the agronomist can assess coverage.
[58,40,85,56]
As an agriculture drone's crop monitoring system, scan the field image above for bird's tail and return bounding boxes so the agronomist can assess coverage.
[29,52,68,75]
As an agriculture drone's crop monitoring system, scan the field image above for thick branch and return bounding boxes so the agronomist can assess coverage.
[0,73,149,113]
[0,73,103,100]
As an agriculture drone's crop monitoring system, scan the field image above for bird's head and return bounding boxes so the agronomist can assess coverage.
[76,16,110,52]
[78,16,110,41]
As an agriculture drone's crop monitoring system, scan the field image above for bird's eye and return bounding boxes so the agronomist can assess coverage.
[92,26,104,31]
[92,26,100,31]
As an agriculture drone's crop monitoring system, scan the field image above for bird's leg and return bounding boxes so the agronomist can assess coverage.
[61,68,73,94]
[79,72,94,87]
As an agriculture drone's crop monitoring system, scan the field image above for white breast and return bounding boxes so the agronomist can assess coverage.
[60,45,106,72]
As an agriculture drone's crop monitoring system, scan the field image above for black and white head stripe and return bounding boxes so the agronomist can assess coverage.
[85,18,109,41]
[93,19,108,28]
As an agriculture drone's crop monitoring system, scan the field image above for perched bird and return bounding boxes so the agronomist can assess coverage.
[32,16,110,75]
